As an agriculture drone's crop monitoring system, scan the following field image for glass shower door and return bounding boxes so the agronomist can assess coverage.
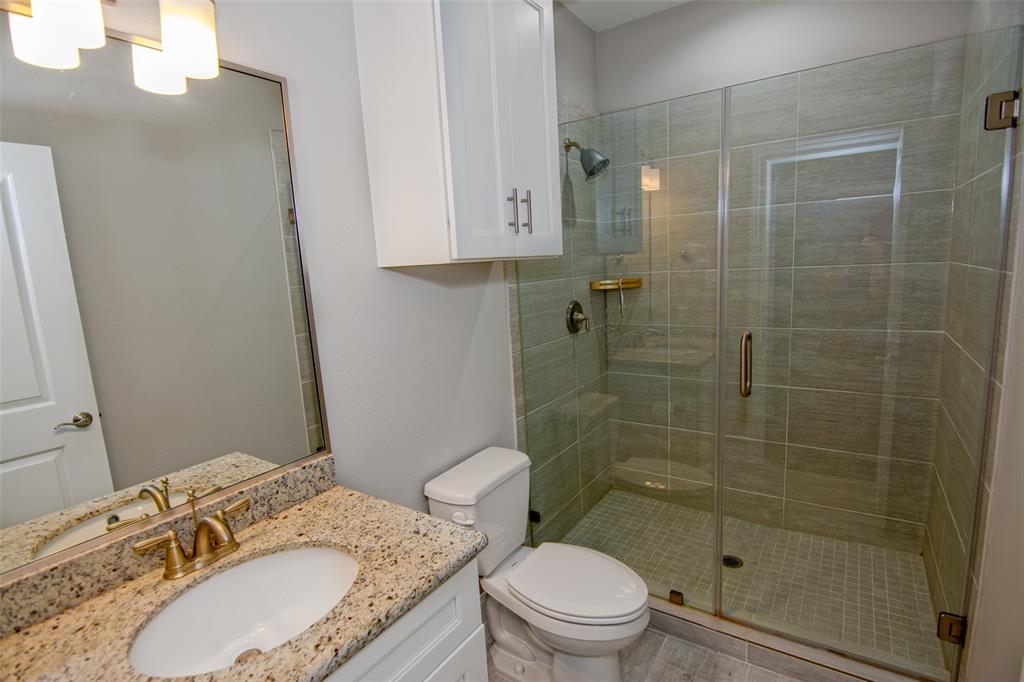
[718,30,1021,681]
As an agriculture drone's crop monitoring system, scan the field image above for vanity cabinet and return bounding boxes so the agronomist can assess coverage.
[327,559,486,681]
[353,0,562,266]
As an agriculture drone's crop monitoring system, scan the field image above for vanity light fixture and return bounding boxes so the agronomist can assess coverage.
[158,0,218,80]
[132,43,188,96]
[7,0,104,70]
[640,163,660,192]
[4,0,219,96]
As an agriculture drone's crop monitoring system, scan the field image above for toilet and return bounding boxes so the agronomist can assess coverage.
[425,447,649,682]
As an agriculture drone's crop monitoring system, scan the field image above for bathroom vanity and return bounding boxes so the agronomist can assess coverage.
[0,485,489,681]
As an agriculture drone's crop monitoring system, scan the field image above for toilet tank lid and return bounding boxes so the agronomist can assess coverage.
[424,447,530,505]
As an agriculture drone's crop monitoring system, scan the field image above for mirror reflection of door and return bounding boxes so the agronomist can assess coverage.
[1,142,114,526]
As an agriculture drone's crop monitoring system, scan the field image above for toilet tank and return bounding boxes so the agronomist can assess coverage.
[424,447,530,576]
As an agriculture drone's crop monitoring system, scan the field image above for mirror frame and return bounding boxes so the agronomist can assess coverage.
[0,16,332,579]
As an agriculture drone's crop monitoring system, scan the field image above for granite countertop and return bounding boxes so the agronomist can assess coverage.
[0,453,278,573]
[0,485,488,682]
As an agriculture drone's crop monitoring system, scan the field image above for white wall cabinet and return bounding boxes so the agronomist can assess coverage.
[326,560,486,681]
[353,0,562,266]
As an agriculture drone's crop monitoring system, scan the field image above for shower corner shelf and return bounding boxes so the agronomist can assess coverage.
[589,278,643,291]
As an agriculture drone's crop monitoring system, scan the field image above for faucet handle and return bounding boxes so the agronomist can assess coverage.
[132,530,190,580]
[214,497,251,525]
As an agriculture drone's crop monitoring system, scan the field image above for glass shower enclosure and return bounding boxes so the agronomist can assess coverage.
[512,25,1022,681]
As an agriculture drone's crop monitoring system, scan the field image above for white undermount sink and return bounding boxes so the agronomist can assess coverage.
[129,547,358,678]
[36,492,190,558]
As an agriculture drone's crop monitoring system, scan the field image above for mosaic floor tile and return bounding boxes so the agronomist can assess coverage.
[562,489,946,678]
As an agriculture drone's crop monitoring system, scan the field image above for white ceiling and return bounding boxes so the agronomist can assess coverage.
[561,0,693,32]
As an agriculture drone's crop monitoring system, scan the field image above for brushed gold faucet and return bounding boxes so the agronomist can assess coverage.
[132,496,250,580]
[137,477,172,512]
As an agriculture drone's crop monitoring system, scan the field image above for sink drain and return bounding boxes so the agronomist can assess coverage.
[234,648,263,665]
[722,555,744,569]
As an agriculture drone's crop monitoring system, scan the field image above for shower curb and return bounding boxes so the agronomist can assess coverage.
[647,599,930,682]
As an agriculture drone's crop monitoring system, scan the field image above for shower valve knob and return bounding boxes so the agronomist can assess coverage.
[566,300,590,334]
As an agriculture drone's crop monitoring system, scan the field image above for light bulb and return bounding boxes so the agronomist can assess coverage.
[158,0,219,79]
[8,13,80,70]
[132,44,187,96]
[32,0,106,50]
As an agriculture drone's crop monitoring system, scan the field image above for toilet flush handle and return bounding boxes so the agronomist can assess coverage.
[450,511,475,526]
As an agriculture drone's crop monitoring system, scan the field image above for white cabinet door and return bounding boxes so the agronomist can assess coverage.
[438,0,518,260]
[502,0,561,257]
[0,142,113,527]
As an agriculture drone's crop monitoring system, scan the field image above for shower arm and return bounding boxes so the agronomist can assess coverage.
[563,138,582,153]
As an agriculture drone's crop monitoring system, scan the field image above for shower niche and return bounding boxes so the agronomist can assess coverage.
[353,0,563,266]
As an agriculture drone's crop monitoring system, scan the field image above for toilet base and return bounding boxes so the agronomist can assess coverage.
[489,643,552,682]
[489,642,622,682]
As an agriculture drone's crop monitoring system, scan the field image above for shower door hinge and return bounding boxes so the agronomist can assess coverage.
[984,90,1019,130]
[937,612,967,645]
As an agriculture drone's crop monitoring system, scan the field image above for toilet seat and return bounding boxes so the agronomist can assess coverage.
[506,543,648,626]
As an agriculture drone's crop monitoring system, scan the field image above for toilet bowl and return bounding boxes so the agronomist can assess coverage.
[423,447,650,682]
[482,545,649,682]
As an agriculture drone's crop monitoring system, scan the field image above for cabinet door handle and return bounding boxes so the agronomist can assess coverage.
[739,331,753,397]
[507,188,520,234]
[520,189,533,234]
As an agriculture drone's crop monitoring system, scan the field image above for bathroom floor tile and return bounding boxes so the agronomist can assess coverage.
[562,490,945,679]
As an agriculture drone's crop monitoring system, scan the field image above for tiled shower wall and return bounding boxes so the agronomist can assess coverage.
[270,130,325,454]
[508,116,612,545]
[924,25,1022,668]
[567,39,963,553]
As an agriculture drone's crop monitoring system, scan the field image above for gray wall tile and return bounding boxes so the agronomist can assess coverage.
[731,74,798,146]
[670,270,718,326]
[610,419,670,474]
[580,420,611,487]
[668,152,720,214]
[669,90,722,157]
[728,204,795,269]
[730,140,797,210]
[669,211,718,270]
[726,268,793,328]
[669,428,715,484]
[599,101,669,167]
[608,325,671,376]
[723,437,785,496]
[786,445,930,522]
[725,488,785,527]
[609,372,670,426]
[783,501,924,551]
[518,278,573,349]
[530,444,580,521]
[524,391,578,470]
[670,378,717,432]
[725,384,788,443]
[522,337,575,409]
[797,38,963,136]
[669,326,717,380]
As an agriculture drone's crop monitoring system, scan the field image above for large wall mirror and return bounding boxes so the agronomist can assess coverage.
[0,16,327,573]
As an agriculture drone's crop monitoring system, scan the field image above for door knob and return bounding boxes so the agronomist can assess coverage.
[54,411,94,430]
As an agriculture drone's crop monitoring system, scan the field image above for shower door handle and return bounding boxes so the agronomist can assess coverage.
[507,188,520,234]
[520,190,533,234]
[739,331,753,397]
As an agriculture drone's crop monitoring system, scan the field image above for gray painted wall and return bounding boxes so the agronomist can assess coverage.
[553,1,597,123]
[206,0,518,513]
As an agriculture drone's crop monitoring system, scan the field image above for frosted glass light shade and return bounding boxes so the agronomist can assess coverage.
[132,44,187,96]
[158,0,219,79]
[32,0,106,50]
[640,164,661,192]
[8,13,80,70]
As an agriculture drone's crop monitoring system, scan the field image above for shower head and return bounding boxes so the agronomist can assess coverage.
[563,138,610,180]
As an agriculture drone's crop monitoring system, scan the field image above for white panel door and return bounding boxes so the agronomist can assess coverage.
[505,0,561,257]
[0,142,112,528]
[439,0,518,260]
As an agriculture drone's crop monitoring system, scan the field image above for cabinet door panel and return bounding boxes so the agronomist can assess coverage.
[505,0,561,257]
[439,0,517,260]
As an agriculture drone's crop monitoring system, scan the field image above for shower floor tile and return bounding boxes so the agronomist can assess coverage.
[562,489,947,679]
